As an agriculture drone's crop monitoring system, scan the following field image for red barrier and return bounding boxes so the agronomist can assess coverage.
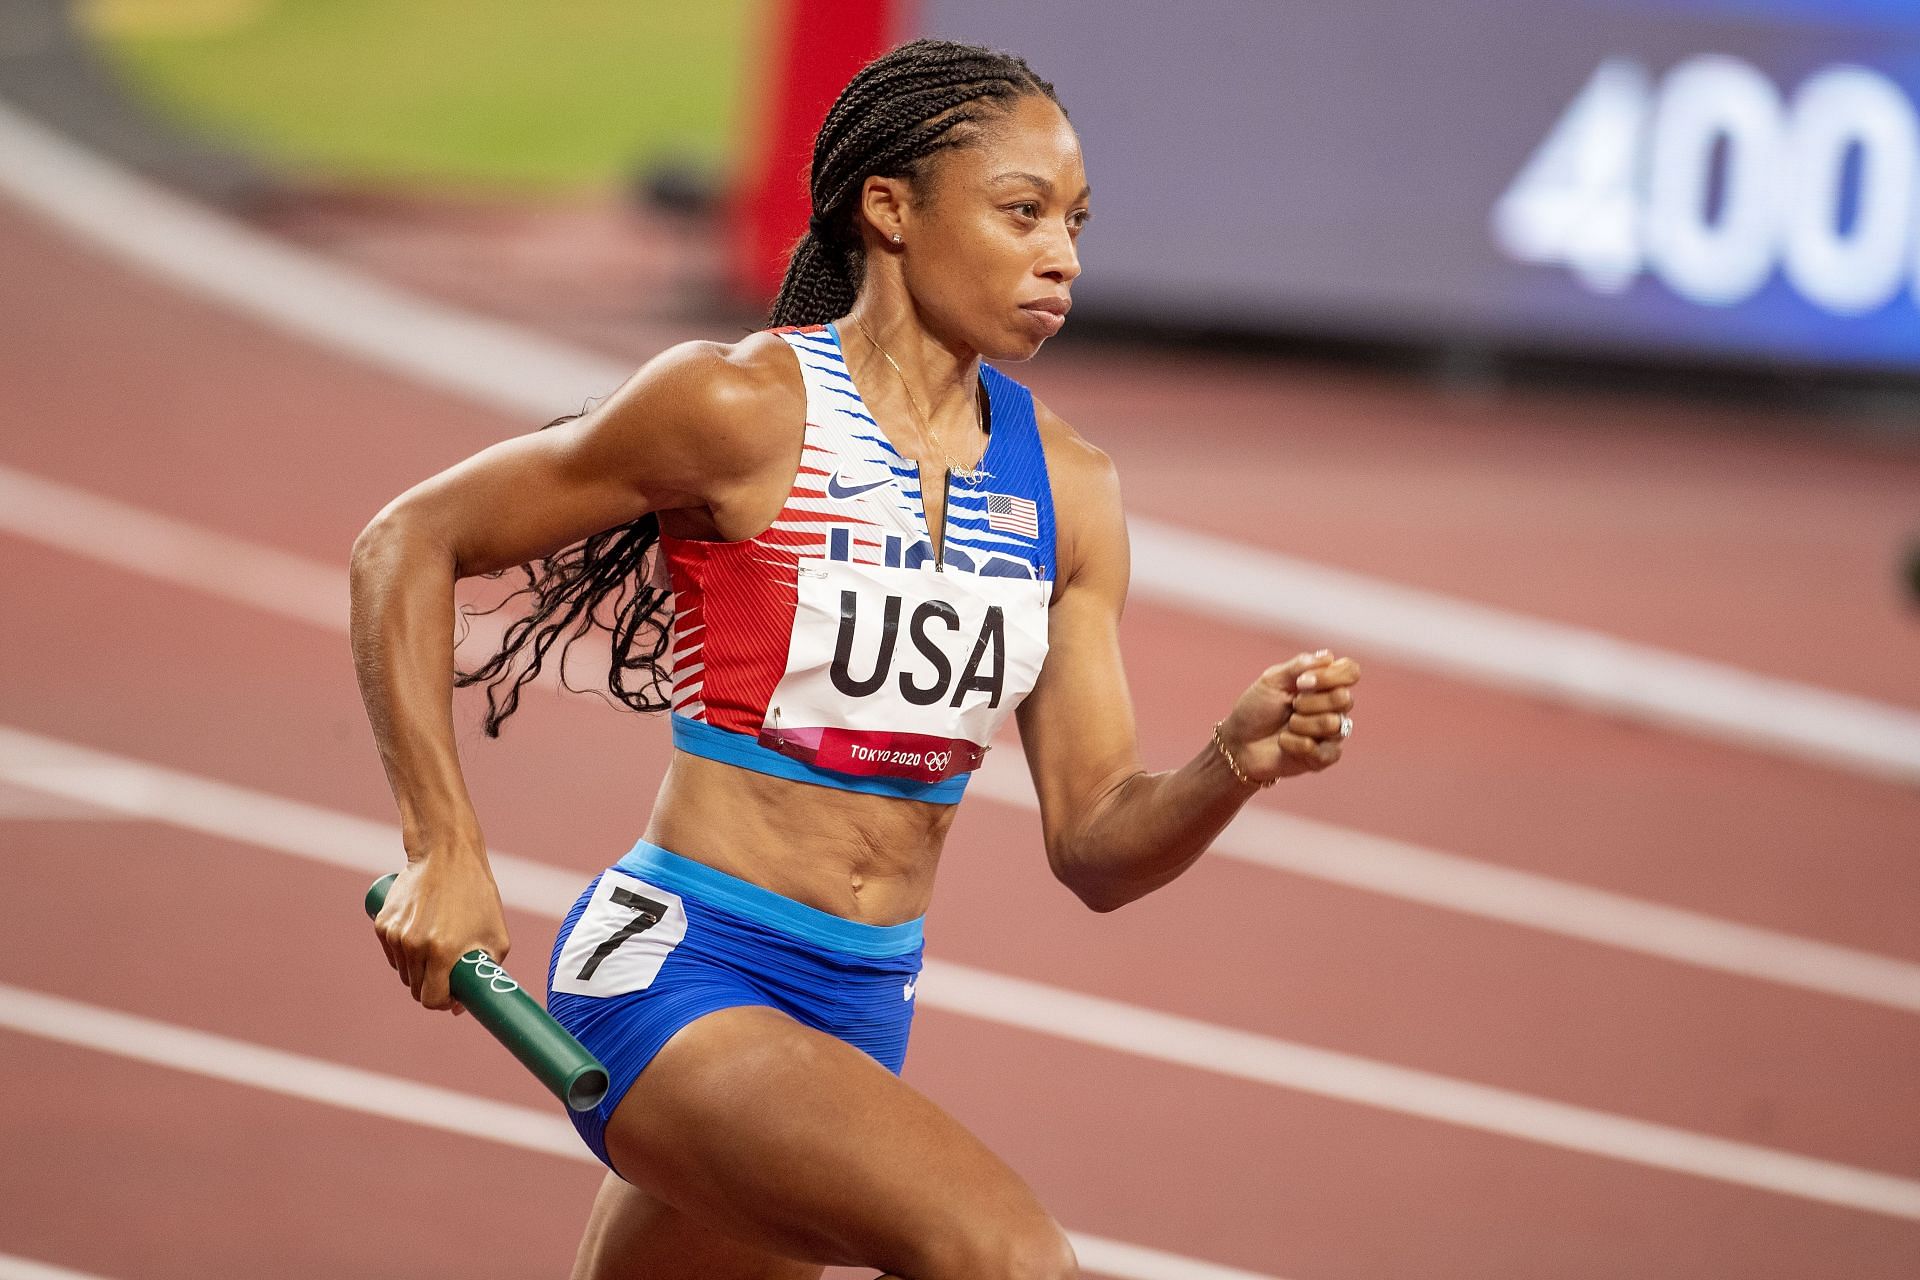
[727,0,907,305]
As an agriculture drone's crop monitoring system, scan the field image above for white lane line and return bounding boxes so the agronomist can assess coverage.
[0,99,609,421]
[0,464,511,666]
[0,984,579,1158]
[0,464,345,631]
[2,728,1917,1221]
[0,985,1287,1280]
[1130,519,1920,788]
[971,753,1920,1016]
[0,726,588,924]
[0,1255,115,1280]
[925,967,1920,1224]
[3,100,1917,784]
[1067,1240,1284,1280]
[5,530,1916,1022]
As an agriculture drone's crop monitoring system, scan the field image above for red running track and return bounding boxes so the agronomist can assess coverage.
[1,193,1918,1280]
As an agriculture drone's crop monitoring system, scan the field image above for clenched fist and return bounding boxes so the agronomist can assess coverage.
[1215,649,1360,784]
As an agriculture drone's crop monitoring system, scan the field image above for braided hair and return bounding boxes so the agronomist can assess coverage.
[769,37,1063,326]
[455,37,1064,736]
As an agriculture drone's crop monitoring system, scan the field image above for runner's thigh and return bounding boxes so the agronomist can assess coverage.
[601,1005,1077,1280]
[570,1171,823,1280]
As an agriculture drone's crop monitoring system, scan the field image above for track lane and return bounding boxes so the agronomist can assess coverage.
[0,833,1283,1280]
[7,502,1915,966]
[7,771,1919,1192]
[4,826,1918,1279]
[0,1029,601,1280]
[5,979,1917,1280]
[4,140,1919,1279]
[4,536,1918,1188]
[3,192,1916,724]
[0,199,520,571]
[1112,601,1920,962]
[3,217,1914,954]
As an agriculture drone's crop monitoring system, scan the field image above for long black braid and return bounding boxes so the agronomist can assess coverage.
[455,38,1064,736]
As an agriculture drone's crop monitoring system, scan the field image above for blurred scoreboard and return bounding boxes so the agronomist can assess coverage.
[918,0,1920,373]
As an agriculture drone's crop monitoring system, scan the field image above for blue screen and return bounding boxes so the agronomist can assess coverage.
[921,0,1920,373]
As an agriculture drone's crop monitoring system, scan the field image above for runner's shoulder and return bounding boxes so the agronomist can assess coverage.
[612,331,806,478]
[1030,391,1118,507]
[1029,391,1124,590]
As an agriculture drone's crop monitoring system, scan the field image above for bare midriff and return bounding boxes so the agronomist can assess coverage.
[640,748,961,926]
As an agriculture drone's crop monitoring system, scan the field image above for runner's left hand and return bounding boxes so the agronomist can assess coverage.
[1219,649,1360,782]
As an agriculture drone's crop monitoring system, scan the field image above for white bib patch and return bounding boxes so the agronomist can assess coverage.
[549,870,689,998]
[759,557,1049,780]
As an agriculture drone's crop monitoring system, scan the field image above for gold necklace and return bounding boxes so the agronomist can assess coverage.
[852,316,992,485]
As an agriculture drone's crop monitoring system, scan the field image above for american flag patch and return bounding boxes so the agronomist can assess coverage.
[985,492,1039,538]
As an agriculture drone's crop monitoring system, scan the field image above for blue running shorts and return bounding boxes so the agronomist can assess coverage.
[546,837,926,1175]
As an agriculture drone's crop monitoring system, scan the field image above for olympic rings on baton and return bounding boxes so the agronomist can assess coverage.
[458,950,521,995]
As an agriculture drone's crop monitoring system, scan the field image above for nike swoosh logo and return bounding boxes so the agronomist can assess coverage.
[903,979,917,1001]
[826,472,896,499]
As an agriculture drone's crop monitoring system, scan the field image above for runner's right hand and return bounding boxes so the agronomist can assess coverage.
[372,852,511,1015]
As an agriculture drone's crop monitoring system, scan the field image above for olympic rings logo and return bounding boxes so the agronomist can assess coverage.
[458,950,520,995]
[925,750,951,773]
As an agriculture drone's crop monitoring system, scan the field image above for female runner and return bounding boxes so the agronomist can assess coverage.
[352,36,1359,1280]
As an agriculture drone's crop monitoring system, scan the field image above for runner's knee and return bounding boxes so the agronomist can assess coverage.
[929,1214,1077,1280]
[989,1217,1078,1280]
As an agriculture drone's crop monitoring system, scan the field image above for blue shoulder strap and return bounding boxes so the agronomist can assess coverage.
[977,362,1059,583]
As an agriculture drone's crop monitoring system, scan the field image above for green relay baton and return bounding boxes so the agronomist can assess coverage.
[365,873,608,1112]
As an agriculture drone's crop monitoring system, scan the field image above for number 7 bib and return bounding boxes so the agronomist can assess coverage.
[550,869,689,998]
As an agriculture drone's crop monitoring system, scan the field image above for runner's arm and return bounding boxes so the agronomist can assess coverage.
[1013,403,1268,912]
[349,339,774,1008]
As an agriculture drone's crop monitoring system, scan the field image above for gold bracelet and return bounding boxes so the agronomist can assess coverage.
[1212,720,1274,789]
